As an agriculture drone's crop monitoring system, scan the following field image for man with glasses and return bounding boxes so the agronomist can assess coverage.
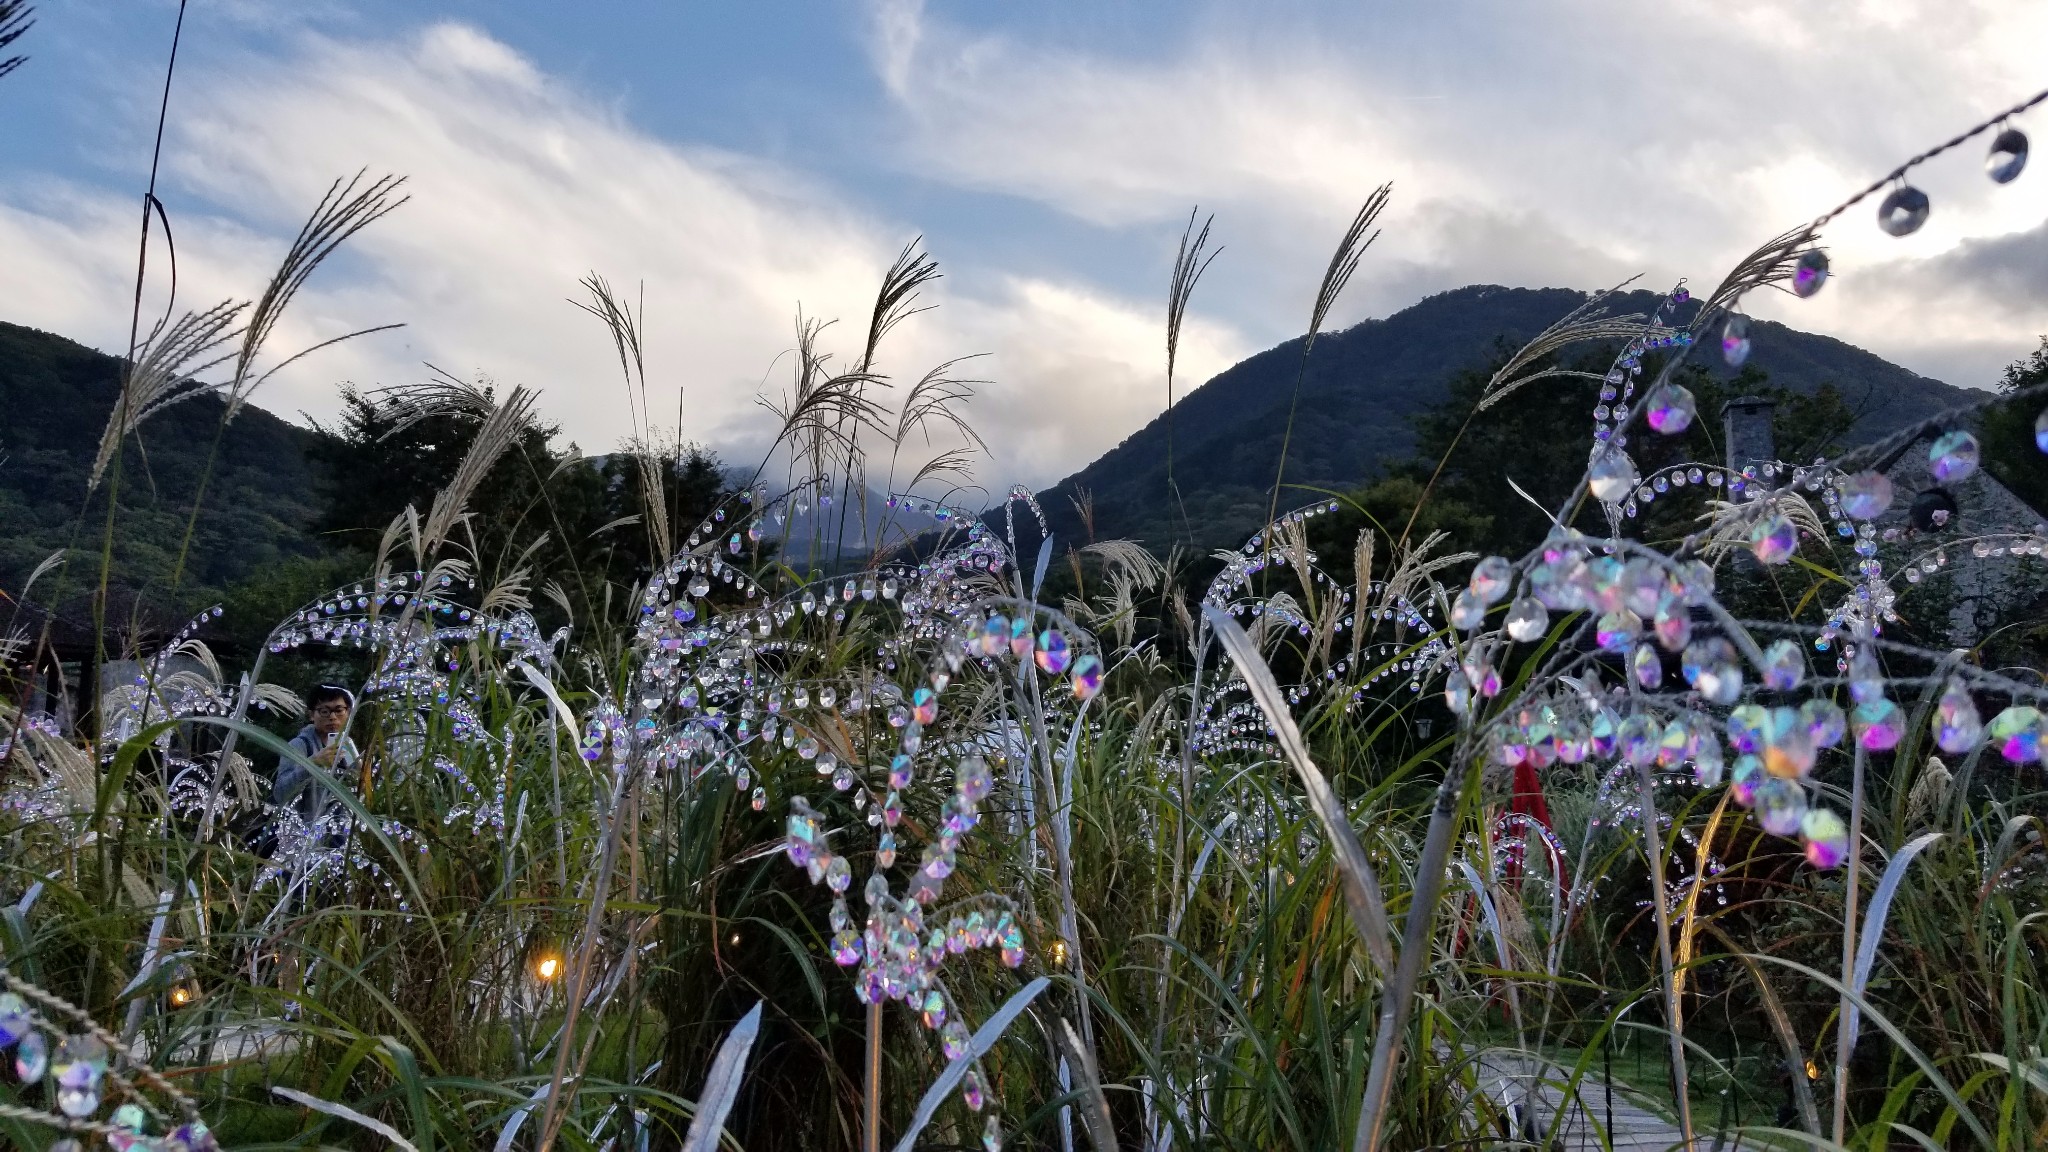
[275,684,359,821]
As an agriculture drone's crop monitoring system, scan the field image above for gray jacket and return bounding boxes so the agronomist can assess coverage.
[274,725,359,821]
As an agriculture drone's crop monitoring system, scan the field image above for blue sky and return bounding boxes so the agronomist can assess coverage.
[3,0,2045,490]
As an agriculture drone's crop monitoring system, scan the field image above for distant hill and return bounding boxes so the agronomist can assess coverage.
[1030,285,1978,551]
[0,321,331,635]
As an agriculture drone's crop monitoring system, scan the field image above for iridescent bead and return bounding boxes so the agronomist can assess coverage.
[1852,698,1905,751]
[1726,704,1769,754]
[825,855,853,893]
[1646,383,1697,434]
[1504,596,1549,642]
[1876,185,1930,236]
[1762,707,1816,779]
[1588,708,1619,758]
[958,755,993,803]
[1588,446,1639,504]
[0,992,28,1046]
[1928,430,1980,484]
[1071,654,1105,701]
[1987,706,2045,763]
[1444,670,1472,715]
[1749,513,1798,564]
[1792,249,1829,298]
[1987,127,2029,183]
[1035,630,1071,674]
[750,786,766,811]
[921,989,948,1030]
[1837,471,1894,520]
[52,1034,106,1118]
[941,1019,972,1061]
[1721,314,1751,368]
[1619,712,1660,765]
[1760,639,1804,691]
[1682,638,1743,705]
[1730,754,1765,806]
[1450,589,1486,632]
[1929,680,1982,754]
[1652,593,1691,652]
[1009,617,1034,658]
[1692,727,1726,787]
[2035,406,2047,453]
[1632,643,1662,689]
[962,1067,986,1111]
[1754,777,1808,837]
[1595,610,1641,653]
[984,1115,1004,1152]
[980,615,1010,657]
[1657,719,1694,767]
[15,1029,46,1082]
[1801,808,1850,869]
[832,930,862,966]
[1469,556,1513,604]
[1801,698,1848,748]
[889,754,915,789]
[911,687,939,726]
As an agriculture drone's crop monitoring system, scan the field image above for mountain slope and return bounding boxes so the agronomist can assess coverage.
[1033,285,1976,550]
[0,321,331,626]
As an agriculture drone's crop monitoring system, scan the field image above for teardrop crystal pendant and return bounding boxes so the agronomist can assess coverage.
[1792,249,1829,298]
[1876,185,1930,236]
[1721,313,1751,368]
[1986,127,2028,184]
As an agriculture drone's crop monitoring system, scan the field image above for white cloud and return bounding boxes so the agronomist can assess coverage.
[0,19,1222,491]
[871,0,2048,385]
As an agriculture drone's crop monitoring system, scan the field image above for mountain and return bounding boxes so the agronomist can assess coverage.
[1030,285,1979,551]
[0,321,331,637]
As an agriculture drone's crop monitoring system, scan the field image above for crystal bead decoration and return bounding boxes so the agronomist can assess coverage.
[1927,430,1980,484]
[1754,777,1808,836]
[1760,639,1804,690]
[1792,250,1829,298]
[1504,596,1548,642]
[1876,185,1930,236]
[1587,446,1638,504]
[1646,383,1697,434]
[1749,512,1798,564]
[1934,678,1982,753]
[1986,126,2029,184]
[1721,314,1751,368]
[1802,808,1849,869]
[1837,470,1893,520]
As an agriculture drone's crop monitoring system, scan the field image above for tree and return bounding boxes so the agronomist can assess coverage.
[1980,336,2048,517]
[306,381,745,632]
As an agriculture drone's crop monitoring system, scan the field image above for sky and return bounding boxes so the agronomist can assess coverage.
[2,0,2045,495]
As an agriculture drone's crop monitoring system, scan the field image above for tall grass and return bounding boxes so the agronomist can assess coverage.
[1,40,2046,1152]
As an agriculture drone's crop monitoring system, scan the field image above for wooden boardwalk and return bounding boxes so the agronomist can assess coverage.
[1465,1047,1726,1151]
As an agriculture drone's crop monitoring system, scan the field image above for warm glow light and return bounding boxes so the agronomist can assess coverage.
[1049,939,1068,966]
[728,933,741,946]
[1805,1059,1820,1081]
[535,954,562,982]
[169,986,193,1007]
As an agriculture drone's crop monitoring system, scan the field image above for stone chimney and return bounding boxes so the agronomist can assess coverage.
[1722,395,1776,476]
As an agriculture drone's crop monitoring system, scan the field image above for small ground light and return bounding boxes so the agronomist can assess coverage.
[533,953,562,982]
[729,933,741,946]
[1805,1059,1820,1081]
[1048,939,1067,966]
[169,984,196,1007]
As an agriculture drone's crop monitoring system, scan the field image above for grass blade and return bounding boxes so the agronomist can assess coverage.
[891,977,1051,1152]
[681,1001,765,1152]
[1202,604,1393,971]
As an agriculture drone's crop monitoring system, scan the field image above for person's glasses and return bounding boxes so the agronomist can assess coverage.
[313,705,350,717]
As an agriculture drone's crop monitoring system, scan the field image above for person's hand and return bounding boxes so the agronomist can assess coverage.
[310,743,339,768]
